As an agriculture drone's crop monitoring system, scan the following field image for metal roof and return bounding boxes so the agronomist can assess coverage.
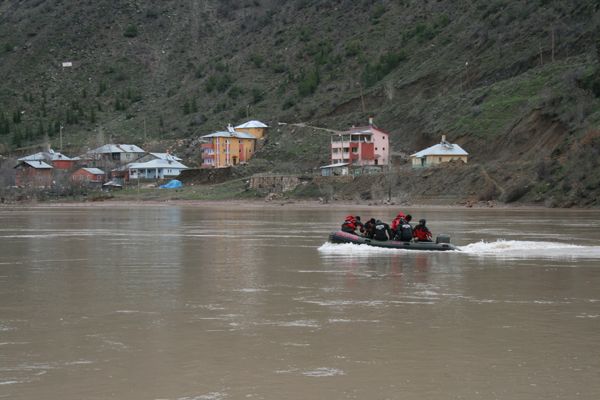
[21,160,53,169]
[81,167,105,175]
[128,159,188,170]
[149,152,182,161]
[235,120,269,129]
[201,130,257,139]
[411,141,469,158]
[88,144,145,154]
[320,162,350,169]
[18,149,75,161]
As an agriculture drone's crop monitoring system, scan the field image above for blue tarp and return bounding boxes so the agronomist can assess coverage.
[159,179,183,189]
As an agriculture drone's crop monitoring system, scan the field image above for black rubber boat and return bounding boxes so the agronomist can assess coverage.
[329,230,459,251]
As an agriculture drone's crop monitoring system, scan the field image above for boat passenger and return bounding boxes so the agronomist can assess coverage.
[413,219,433,242]
[363,218,377,239]
[373,220,393,241]
[396,216,413,242]
[390,212,406,234]
[341,215,360,235]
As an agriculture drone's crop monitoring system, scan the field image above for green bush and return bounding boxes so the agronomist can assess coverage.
[362,50,407,87]
[123,25,139,38]
[298,67,320,96]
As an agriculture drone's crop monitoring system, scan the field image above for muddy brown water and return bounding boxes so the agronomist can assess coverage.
[1,205,600,399]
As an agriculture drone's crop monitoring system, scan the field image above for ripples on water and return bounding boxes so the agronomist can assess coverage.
[319,240,600,260]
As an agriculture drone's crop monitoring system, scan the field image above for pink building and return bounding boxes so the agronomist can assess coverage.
[330,119,390,167]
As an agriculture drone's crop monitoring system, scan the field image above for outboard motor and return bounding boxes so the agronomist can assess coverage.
[436,234,451,244]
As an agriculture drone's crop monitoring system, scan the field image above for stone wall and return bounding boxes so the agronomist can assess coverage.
[249,174,305,193]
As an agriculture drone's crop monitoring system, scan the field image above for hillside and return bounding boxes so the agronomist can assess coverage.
[1,0,600,206]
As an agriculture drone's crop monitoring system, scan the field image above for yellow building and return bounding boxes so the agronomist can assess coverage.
[234,120,269,139]
[410,135,469,168]
[201,126,257,168]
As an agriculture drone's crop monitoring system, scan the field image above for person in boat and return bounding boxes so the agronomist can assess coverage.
[373,220,393,241]
[362,218,377,239]
[341,215,362,235]
[395,214,413,242]
[390,212,406,236]
[413,219,433,242]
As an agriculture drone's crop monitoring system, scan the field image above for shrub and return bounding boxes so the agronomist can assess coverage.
[123,25,139,38]
[298,67,320,96]
[362,50,407,87]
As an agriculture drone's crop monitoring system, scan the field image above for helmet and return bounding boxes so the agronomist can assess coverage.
[396,212,405,218]
[355,216,361,221]
[376,219,382,224]
[419,219,426,225]
[406,214,412,222]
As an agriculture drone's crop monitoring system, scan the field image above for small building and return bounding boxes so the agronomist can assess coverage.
[234,120,269,139]
[18,149,77,170]
[330,118,390,168]
[320,162,350,177]
[128,156,189,180]
[86,144,146,164]
[14,160,53,187]
[410,135,469,168]
[201,125,257,168]
[72,167,106,184]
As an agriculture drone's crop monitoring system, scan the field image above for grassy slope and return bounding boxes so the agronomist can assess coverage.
[1,0,600,205]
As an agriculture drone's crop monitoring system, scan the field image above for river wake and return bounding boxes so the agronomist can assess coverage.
[319,240,600,259]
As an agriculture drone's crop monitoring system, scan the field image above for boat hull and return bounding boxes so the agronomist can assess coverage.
[329,231,458,251]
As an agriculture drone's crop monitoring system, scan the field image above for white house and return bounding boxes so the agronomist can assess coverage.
[128,156,189,180]
[410,135,469,168]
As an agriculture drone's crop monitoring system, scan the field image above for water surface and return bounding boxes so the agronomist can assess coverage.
[1,205,599,399]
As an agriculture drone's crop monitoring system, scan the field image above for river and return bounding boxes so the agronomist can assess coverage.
[1,204,599,400]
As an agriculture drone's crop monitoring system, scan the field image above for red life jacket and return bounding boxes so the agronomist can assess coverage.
[342,216,356,230]
[413,225,432,241]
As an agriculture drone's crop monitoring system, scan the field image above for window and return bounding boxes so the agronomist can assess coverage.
[375,147,378,151]
[382,147,385,151]
[351,148,358,153]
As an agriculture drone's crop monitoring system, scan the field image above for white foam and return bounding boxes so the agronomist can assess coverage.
[302,367,345,377]
[459,240,600,259]
[318,242,434,255]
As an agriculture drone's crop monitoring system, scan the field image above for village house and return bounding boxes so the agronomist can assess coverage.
[14,160,53,187]
[18,149,77,170]
[71,167,106,185]
[85,144,146,164]
[127,155,189,180]
[410,135,469,168]
[200,125,257,168]
[327,118,390,175]
[234,120,269,139]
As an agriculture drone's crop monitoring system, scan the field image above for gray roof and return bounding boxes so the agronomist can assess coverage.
[201,130,257,140]
[149,152,182,161]
[411,141,469,158]
[81,167,105,175]
[235,120,269,129]
[21,160,53,169]
[320,162,350,169]
[88,144,145,154]
[18,149,74,161]
[128,158,188,170]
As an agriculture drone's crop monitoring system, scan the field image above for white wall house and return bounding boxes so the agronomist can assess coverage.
[128,157,188,180]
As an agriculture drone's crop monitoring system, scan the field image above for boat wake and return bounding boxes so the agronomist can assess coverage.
[459,240,600,259]
[319,240,600,259]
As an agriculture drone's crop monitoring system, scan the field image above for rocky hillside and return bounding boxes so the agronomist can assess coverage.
[1,1,600,206]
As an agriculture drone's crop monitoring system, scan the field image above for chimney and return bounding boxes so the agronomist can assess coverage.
[441,134,447,143]
[368,116,374,126]
[227,124,234,133]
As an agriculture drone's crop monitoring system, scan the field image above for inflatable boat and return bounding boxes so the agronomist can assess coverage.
[328,230,459,251]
